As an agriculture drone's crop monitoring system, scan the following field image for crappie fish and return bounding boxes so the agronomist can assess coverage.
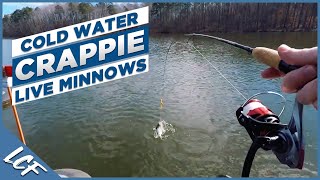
[153,120,175,139]
[153,120,166,139]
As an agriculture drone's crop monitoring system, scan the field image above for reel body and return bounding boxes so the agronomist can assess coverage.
[236,92,304,177]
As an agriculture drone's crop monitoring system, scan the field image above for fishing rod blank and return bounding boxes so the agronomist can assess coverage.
[185,35,305,177]
[185,33,301,74]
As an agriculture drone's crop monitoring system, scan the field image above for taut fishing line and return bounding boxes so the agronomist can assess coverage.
[153,37,250,139]
[188,39,287,117]
[153,35,305,178]
[153,40,178,139]
[186,39,248,101]
[186,34,304,177]
[153,37,288,133]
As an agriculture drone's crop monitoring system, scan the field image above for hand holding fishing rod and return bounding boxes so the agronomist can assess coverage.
[185,33,312,177]
[185,33,301,74]
[262,44,318,109]
[186,33,318,108]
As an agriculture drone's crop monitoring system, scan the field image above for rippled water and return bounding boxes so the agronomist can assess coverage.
[2,32,317,177]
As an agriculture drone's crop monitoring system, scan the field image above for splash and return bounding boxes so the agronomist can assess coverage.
[153,120,175,139]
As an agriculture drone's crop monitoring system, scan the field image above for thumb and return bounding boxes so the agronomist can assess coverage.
[278,44,317,66]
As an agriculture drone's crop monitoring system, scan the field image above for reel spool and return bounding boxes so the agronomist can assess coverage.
[236,92,304,177]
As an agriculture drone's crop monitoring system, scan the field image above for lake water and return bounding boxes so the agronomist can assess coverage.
[2,32,318,177]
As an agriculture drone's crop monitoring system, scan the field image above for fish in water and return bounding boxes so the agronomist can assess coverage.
[153,120,175,139]
[153,120,166,139]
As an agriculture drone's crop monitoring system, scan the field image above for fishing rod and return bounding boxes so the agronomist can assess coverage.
[185,33,301,74]
[185,34,305,177]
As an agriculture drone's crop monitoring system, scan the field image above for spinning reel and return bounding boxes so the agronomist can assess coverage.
[236,92,304,177]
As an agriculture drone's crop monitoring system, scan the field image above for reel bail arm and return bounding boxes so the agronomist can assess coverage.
[236,93,304,177]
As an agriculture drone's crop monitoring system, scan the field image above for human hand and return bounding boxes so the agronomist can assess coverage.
[261,44,318,109]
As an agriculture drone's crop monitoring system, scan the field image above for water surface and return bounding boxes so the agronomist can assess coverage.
[2,32,317,177]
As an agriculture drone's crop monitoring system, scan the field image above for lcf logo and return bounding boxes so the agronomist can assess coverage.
[3,146,48,176]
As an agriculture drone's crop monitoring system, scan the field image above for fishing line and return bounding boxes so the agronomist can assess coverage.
[185,40,286,124]
[160,40,202,116]
[186,39,248,101]
[160,40,176,119]
[154,38,181,139]
[156,36,250,139]
[160,37,249,120]
[158,35,304,176]
[156,37,249,140]
[186,37,286,116]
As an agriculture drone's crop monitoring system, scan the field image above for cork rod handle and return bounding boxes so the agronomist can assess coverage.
[252,47,281,70]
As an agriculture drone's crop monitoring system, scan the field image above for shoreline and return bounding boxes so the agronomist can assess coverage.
[3,29,318,39]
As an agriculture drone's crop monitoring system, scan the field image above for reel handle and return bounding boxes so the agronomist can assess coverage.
[252,47,301,73]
